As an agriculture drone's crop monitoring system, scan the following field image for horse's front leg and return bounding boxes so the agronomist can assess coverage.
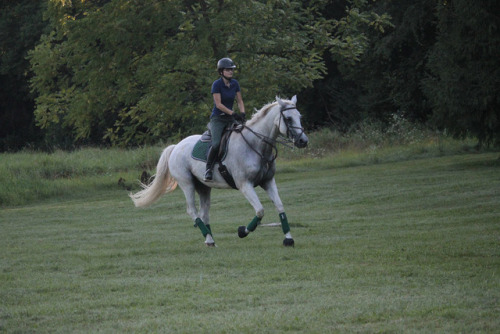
[238,182,265,239]
[262,178,294,247]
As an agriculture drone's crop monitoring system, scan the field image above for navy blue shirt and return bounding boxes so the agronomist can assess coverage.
[211,78,240,117]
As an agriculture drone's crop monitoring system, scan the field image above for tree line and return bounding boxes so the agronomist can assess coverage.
[1,0,498,151]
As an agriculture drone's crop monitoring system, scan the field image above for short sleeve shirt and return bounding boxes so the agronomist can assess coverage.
[211,78,240,117]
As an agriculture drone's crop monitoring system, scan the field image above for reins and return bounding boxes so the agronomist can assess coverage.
[235,124,279,164]
[229,104,303,164]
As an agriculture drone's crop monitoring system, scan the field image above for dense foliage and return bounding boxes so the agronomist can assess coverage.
[0,1,48,150]
[0,0,498,150]
[423,0,500,147]
[26,0,387,147]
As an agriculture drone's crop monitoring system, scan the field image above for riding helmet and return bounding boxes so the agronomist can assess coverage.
[217,58,236,74]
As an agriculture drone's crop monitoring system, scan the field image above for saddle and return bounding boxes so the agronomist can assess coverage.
[191,123,242,189]
[191,122,242,163]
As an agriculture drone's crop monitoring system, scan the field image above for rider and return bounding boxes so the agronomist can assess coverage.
[204,57,246,181]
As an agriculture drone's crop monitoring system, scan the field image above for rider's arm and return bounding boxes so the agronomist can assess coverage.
[213,93,234,115]
[236,91,245,116]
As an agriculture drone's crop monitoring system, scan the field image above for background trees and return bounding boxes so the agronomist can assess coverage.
[28,0,386,147]
[0,1,47,150]
[423,0,500,147]
[0,0,498,150]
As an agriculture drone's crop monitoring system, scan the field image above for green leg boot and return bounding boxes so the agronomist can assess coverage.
[280,212,294,247]
[238,216,261,238]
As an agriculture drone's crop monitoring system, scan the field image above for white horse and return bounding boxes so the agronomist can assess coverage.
[130,96,308,247]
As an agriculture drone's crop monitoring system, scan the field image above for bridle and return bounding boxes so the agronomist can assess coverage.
[278,105,305,144]
[232,104,304,164]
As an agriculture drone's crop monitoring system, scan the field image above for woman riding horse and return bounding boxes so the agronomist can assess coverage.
[205,57,246,181]
[130,95,308,247]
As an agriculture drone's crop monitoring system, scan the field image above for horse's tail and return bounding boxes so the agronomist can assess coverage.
[129,145,178,208]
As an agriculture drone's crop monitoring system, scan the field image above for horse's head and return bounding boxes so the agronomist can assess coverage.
[276,96,309,148]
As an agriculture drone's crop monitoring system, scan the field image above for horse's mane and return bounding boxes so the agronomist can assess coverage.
[246,98,293,126]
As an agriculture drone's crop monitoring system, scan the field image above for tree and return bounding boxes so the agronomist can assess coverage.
[299,0,438,131]
[423,0,500,146]
[0,1,47,151]
[29,0,389,146]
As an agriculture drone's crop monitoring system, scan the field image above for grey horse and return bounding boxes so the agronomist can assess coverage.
[130,96,308,247]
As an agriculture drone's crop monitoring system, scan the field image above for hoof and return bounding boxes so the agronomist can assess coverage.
[205,234,216,247]
[283,238,294,247]
[238,226,248,238]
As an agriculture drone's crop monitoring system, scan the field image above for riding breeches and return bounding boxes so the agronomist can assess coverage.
[209,115,234,152]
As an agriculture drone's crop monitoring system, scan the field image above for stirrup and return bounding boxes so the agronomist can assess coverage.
[204,169,213,181]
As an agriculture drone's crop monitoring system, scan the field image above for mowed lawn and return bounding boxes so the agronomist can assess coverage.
[1,153,499,333]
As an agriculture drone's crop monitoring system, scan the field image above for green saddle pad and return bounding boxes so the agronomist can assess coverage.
[191,140,211,162]
[191,135,230,163]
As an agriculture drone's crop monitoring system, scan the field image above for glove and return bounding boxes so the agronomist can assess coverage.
[233,113,243,123]
[241,113,246,123]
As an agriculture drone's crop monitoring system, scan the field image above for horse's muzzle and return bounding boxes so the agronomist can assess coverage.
[294,134,308,148]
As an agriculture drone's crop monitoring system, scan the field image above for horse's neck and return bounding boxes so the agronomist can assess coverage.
[243,107,280,157]
[250,107,280,139]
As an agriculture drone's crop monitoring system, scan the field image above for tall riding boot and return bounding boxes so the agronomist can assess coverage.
[204,147,217,181]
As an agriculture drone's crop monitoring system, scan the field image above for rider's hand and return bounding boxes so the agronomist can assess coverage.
[233,113,243,123]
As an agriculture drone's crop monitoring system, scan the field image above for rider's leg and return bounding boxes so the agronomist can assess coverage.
[204,116,226,181]
[204,147,217,181]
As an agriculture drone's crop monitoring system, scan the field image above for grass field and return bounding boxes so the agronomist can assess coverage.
[1,149,499,332]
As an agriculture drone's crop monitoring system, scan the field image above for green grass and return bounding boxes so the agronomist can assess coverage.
[0,128,482,207]
[0,147,160,207]
[1,152,499,333]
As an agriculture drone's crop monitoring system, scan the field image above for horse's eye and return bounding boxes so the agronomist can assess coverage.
[286,117,293,124]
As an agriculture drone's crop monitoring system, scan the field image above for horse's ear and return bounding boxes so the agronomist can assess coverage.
[276,96,285,107]
[291,95,297,105]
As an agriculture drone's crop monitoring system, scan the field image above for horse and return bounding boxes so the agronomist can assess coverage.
[130,95,309,247]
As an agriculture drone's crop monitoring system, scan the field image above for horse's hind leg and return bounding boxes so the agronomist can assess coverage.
[180,182,215,246]
[196,183,213,238]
